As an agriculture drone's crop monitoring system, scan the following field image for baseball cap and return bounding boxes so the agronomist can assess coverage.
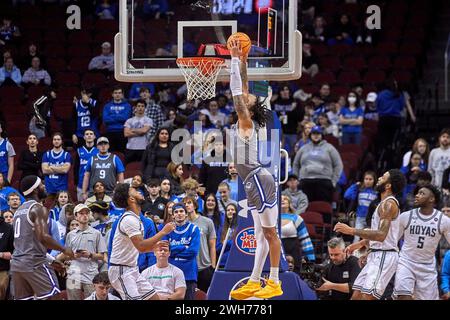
[366,92,377,102]
[311,125,323,134]
[74,203,90,215]
[97,137,109,145]
[101,42,111,48]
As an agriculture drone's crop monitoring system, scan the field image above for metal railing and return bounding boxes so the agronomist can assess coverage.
[445,32,450,101]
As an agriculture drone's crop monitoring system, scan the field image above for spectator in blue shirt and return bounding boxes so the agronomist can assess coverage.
[128,82,155,102]
[41,133,72,198]
[0,123,16,183]
[343,171,378,243]
[102,86,132,152]
[163,202,200,300]
[441,250,450,300]
[0,57,21,86]
[0,173,24,212]
[96,0,118,19]
[376,79,406,166]
[339,91,364,145]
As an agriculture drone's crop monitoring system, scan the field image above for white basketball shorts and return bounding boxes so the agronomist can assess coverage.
[108,265,156,300]
[393,256,439,300]
[352,250,399,299]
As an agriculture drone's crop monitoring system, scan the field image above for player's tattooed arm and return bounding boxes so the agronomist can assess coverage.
[240,55,249,96]
[353,199,398,242]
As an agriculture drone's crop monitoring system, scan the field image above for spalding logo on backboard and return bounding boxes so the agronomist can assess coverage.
[235,227,257,255]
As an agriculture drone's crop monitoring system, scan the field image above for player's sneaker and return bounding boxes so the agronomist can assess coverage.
[253,280,283,299]
[230,280,262,300]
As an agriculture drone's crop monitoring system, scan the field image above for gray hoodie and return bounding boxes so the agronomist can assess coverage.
[281,188,309,215]
[292,140,343,186]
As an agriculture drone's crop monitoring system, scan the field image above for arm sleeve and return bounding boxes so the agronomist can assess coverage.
[295,191,309,215]
[296,217,316,262]
[97,232,107,253]
[174,267,187,289]
[22,69,32,83]
[344,183,358,200]
[208,220,217,240]
[229,57,242,96]
[292,149,302,178]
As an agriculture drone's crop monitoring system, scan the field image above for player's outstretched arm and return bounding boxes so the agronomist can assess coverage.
[31,205,74,259]
[229,39,252,130]
[335,199,398,242]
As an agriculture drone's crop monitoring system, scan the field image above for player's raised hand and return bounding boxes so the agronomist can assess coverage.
[161,222,176,235]
[334,222,354,235]
[229,38,243,58]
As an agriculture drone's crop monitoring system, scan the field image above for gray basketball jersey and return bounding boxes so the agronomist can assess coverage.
[88,153,117,194]
[399,209,450,264]
[10,200,47,272]
[230,120,262,180]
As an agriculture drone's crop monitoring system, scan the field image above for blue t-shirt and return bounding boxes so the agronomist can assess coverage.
[340,106,364,133]
[42,150,72,194]
[376,90,406,117]
[77,146,99,188]
[163,222,200,281]
[102,100,132,132]
[0,138,12,177]
[344,184,378,218]
[0,186,25,212]
[128,83,155,100]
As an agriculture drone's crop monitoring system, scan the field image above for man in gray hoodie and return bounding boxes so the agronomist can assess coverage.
[292,126,343,203]
[281,174,309,214]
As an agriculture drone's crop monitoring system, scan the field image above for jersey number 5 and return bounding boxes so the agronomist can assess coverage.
[417,236,425,249]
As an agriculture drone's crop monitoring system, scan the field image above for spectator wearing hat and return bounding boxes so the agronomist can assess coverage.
[163,202,200,300]
[60,203,107,300]
[84,271,120,300]
[88,42,114,72]
[102,86,132,152]
[81,136,125,200]
[281,175,309,215]
[363,92,378,121]
[293,126,343,203]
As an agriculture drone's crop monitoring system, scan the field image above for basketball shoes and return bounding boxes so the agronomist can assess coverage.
[230,280,262,300]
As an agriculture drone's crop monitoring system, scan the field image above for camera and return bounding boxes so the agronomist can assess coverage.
[300,261,326,289]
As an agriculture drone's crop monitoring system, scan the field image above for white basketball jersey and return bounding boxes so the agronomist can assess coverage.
[369,196,401,251]
[399,208,450,264]
[110,211,143,267]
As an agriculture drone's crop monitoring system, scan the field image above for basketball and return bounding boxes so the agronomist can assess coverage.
[227,32,252,57]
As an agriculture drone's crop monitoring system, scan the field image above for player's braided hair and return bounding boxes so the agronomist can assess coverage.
[250,97,272,128]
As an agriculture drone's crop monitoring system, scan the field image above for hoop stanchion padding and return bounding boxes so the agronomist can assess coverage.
[176,57,225,100]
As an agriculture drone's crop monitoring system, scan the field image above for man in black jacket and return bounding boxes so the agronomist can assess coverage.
[0,215,14,300]
[17,134,43,182]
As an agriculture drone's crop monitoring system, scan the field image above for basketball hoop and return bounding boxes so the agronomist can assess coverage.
[176,57,225,101]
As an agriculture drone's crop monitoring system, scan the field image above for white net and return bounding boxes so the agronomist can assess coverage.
[176,58,225,101]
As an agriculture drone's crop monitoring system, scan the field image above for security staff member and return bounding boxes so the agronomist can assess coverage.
[316,237,361,300]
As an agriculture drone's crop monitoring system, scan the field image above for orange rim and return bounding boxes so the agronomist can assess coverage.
[176,57,225,66]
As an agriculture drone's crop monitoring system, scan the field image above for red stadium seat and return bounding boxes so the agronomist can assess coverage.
[68,31,92,45]
[68,58,91,72]
[368,56,391,71]
[323,135,339,149]
[339,144,363,160]
[343,56,366,72]
[376,42,399,56]
[82,73,107,86]
[319,56,341,73]
[314,71,336,84]
[393,56,416,70]
[0,86,24,104]
[56,72,80,87]
[363,70,386,85]
[337,71,361,86]
[44,44,67,58]
[46,58,67,74]
[67,46,92,58]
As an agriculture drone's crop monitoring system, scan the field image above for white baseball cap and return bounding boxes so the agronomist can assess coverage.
[74,203,90,215]
[366,92,378,102]
[101,42,111,48]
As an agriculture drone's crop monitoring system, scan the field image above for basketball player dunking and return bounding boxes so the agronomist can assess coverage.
[10,175,75,300]
[335,169,406,300]
[394,184,450,300]
[227,39,283,299]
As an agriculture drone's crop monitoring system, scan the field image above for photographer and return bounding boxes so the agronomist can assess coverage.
[316,237,361,300]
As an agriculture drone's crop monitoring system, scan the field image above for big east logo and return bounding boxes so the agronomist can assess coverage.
[235,227,257,255]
